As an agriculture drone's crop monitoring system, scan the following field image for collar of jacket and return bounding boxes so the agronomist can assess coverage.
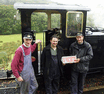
[73,40,87,49]
[45,44,61,50]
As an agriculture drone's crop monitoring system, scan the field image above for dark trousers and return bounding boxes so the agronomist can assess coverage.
[44,74,60,94]
[70,70,87,94]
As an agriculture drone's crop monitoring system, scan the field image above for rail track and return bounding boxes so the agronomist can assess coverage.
[0,70,104,94]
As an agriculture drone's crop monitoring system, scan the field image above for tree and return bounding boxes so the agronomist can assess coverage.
[0,5,21,35]
[31,13,47,33]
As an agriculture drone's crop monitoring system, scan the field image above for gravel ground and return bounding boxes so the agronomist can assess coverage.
[84,72,104,88]
[0,72,104,94]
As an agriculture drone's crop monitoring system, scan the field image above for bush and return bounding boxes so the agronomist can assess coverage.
[0,41,21,70]
[0,5,21,35]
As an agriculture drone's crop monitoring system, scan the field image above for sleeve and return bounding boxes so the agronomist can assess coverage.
[11,49,22,78]
[80,44,93,62]
[31,43,37,53]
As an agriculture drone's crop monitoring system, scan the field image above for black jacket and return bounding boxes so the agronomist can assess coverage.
[41,44,64,78]
[69,41,93,73]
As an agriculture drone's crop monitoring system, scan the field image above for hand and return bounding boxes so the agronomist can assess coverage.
[62,63,66,66]
[69,63,73,64]
[17,76,23,82]
[35,39,41,44]
[74,58,80,63]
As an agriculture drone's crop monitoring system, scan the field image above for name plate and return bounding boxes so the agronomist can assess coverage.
[61,56,76,64]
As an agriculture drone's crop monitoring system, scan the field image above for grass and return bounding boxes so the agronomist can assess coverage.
[0,33,44,46]
[0,34,22,46]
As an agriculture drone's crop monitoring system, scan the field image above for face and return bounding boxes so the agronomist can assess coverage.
[23,38,32,46]
[76,35,84,44]
[50,38,58,47]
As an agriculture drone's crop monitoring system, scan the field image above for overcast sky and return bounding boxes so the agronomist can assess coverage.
[51,0,103,7]
[51,0,104,27]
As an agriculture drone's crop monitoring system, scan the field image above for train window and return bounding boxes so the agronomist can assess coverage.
[31,12,48,32]
[51,14,61,29]
[31,12,47,48]
[66,11,83,38]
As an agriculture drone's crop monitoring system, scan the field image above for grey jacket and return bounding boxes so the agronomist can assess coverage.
[69,40,93,73]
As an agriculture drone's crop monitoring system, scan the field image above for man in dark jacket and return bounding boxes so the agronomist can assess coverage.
[41,35,64,94]
[69,33,93,94]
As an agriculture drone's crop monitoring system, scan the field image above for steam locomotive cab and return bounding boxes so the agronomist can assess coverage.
[13,3,104,79]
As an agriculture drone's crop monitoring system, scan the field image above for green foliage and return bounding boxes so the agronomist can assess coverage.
[51,14,61,28]
[0,5,21,35]
[0,5,48,34]
[0,5,62,35]
[31,13,48,33]
[0,40,21,70]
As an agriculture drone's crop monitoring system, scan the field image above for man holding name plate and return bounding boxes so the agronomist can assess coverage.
[69,32,93,94]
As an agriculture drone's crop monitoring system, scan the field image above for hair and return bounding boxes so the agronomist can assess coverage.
[50,34,58,40]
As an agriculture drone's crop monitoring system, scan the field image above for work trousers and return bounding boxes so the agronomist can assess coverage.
[70,70,87,94]
[44,75,60,94]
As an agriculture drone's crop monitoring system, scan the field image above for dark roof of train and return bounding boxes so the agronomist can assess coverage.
[14,3,90,11]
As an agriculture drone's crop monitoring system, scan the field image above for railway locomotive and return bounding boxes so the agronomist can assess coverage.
[12,2,104,78]
[5,3,104,92]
